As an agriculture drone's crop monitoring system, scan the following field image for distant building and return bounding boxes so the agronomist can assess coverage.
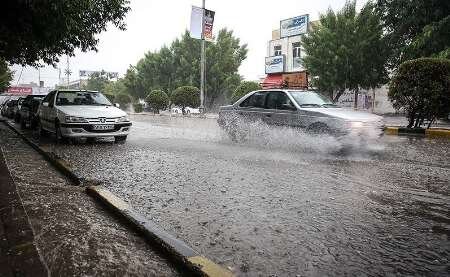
[262,15,318,89]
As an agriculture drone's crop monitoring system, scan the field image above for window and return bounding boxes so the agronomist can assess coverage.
[240,91,266,108]
[266,91,295,110]
[292,42,301,68]
[55,91,112,106]
[274,45,282,56]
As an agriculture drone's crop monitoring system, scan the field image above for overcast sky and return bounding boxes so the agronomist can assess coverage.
[11,0,366,88]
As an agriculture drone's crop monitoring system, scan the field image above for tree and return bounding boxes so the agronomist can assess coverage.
[84,71,111,92]
[145,90,169,114]
[0,1,130,66]
[388,58,450,128]
[115,93,132,110]
[123,66,145,100]
[377,0,450,68]
[171,86,200,114]
[302,1,388,104]
[231,81,262,103]
[135,29,247,110]
[104,79,126,96]
[0,58,12,92]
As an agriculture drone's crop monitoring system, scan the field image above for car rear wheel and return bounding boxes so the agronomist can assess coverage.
[114,135,127,143]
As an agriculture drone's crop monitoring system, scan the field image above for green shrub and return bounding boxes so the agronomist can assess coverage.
[133,103,143,113]
[389,58,450,128]
[114,93,132,109]
[231,81,261,103]
[171,86,200,109]
[146,89,169,114]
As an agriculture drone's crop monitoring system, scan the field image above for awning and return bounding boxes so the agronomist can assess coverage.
[261,74,283,89]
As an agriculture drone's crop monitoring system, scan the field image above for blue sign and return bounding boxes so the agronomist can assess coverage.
[265,56,285,74]
[280,14,309,38]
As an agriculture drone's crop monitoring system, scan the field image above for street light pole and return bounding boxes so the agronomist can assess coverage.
[199,0,206,114]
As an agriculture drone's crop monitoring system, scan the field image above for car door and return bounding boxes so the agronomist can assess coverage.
[263,91,298,127]
[236,91,267,124]
[40,91,56,130]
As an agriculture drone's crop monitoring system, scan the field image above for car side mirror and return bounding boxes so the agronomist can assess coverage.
[114,103,120,108]
[42,102,49,107]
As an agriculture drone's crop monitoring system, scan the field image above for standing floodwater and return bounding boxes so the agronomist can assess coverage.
[46,115,450,276]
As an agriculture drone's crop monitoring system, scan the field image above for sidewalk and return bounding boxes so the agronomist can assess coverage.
[0,145,48,276]
[0,123,182,276]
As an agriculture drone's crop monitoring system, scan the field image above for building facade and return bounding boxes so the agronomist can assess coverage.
[262,15,317,89]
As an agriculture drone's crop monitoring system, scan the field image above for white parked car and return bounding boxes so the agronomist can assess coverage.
[38,89,131,142]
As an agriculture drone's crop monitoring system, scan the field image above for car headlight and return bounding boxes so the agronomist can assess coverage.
[116,116,129,122]
[65,116,88,123]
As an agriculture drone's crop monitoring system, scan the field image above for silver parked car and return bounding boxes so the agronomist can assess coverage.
[218,89,383,140]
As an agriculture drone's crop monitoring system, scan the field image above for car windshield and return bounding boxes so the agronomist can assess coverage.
[288,91,339,108]
[56,91,112,106]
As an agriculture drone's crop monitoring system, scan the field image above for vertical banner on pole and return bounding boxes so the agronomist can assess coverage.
[203,9,215,42]
[190,6,203,39]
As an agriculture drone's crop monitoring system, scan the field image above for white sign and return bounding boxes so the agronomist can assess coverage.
[280,14,309,38]
[190,6,203,39]
[79,70,118,79]
[265,56,285,74]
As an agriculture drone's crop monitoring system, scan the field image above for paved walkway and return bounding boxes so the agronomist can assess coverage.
[0,146,48,277]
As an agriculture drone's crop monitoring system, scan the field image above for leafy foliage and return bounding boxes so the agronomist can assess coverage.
[377,0,450,68]
[171,86,200,109]
[115,93,132,109]
[128,29,247,110]
[302,1,388,102]
[133,103,143,113]
[145,89,169,114]
[0,0,130,66]
[388,58,450,128]
[231,81,261,103]
[0,58,12,92]
[83,71,111,92]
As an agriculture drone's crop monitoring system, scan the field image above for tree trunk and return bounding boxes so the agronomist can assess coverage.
[353,88,359,109]
[332,89,345,103]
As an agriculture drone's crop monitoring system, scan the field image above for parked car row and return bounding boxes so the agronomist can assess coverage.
[1,89,132,143]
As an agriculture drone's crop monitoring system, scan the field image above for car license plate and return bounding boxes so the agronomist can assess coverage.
[92,124,114,130]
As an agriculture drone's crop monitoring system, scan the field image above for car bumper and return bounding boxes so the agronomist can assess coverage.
[60,122,132,138]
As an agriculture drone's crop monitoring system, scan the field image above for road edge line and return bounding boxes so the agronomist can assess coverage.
[86,185,234,277]
[2,121,83,185]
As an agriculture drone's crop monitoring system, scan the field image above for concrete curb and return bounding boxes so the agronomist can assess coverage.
[86,186,233,277]
[2,121,84,185]
[384,126,450,139]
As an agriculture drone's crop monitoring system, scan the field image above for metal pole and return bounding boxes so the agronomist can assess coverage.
[199,0,205,113]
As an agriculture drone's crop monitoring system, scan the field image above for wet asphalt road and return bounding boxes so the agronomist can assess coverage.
[31,115,450,276]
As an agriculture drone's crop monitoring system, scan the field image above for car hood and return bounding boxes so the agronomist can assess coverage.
[305,108,383,122]
[56,105,127,118]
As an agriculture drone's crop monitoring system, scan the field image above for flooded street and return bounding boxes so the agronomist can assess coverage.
[38,115,450,276]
